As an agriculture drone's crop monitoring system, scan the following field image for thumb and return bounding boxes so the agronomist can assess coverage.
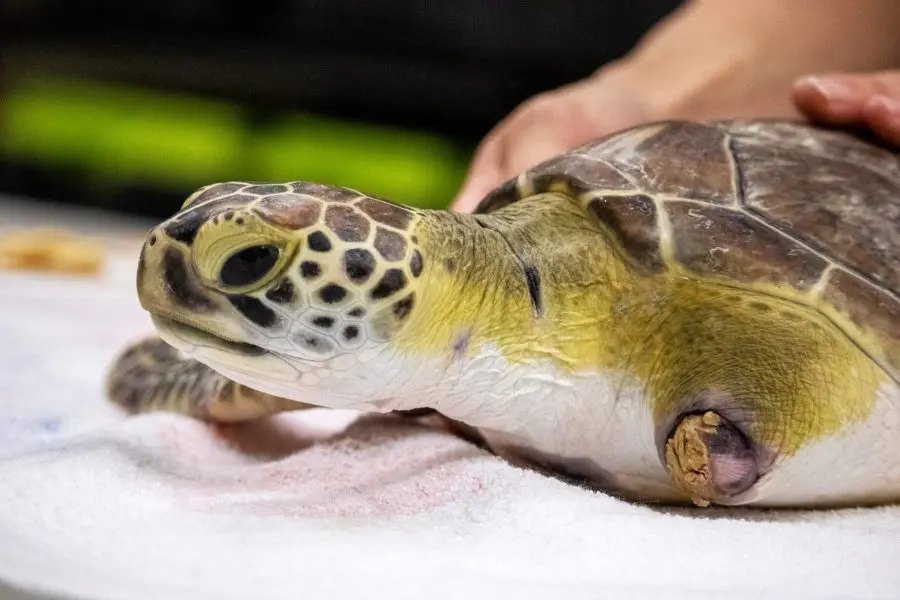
[451,175,498,213]
[450,136,505,213]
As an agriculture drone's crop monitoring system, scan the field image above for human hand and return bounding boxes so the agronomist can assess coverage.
[794,71,900,146]
[451,68,900,214]
[450,68,654,213]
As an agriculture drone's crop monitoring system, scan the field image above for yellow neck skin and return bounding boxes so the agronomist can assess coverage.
[396,193,645,376]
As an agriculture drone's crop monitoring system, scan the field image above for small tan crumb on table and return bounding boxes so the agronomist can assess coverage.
[0,228,106,276]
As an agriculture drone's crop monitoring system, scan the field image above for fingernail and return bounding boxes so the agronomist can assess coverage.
[797,76,855,104]
[868,94,900,115]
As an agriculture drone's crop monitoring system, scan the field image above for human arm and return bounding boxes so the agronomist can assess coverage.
[452,0,900,211]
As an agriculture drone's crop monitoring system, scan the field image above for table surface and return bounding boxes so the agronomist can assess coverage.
[0,194,151,600]
[1,194,155,251]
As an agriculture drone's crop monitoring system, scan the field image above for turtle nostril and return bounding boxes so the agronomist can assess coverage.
[220,245,280,287]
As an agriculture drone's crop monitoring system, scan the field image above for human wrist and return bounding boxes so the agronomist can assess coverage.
[589,14,793,122]
[589,0,900,123]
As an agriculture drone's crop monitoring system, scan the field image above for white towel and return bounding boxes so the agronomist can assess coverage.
[1,202,899,600]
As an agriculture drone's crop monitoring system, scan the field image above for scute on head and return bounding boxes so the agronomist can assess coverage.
[325,205,371,242]
[254,194,322,229]
[182,182,249,209]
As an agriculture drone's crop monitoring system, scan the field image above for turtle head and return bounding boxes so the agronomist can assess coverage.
[136,181,429,409]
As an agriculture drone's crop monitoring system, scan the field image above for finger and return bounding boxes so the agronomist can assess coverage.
[450,131,507,213]
[861,94,900,147]
[793,72,900,125]
[793,74,870,124]
[452,92,566,212]
[451,168,503,213]
[457,120,572,212]
[499,121,571,182]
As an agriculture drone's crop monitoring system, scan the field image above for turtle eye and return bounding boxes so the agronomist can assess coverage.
[219,245,280,287]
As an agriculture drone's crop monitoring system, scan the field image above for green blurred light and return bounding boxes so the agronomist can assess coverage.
[0,75,468,208]
[250,115,465,209]
[1,77,244,187]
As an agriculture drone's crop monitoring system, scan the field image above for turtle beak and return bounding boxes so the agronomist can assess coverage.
[135,228,250,345]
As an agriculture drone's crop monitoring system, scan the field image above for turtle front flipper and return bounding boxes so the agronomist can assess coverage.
[664,411,759,507]
[107,337,314,423]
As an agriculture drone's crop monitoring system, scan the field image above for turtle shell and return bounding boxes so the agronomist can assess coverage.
[474,120,900,380]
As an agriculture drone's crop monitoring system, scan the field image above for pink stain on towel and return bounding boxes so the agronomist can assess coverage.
[142,411,492,518]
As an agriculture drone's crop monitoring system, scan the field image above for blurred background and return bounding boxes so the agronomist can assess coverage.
[0,0,679,219]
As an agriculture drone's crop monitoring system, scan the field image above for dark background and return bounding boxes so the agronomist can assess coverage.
[0,0,680,218]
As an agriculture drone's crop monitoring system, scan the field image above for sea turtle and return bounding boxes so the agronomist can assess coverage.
[107,119,900,509]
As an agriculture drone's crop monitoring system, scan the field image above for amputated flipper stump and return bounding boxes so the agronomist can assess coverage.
[664,411,760,507]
